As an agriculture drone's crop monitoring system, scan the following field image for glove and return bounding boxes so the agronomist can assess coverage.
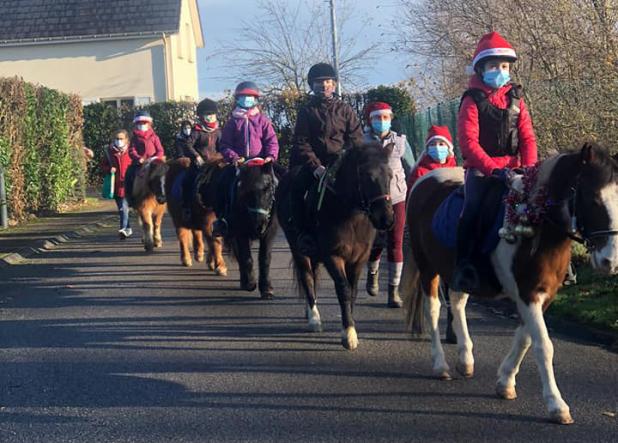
[491,168,513,183]
[234,157,245,167]
[195,156,205,167]
[313,165,326,179]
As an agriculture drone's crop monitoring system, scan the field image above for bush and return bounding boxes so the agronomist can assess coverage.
[83,101,195,184]
[0,77,85,221]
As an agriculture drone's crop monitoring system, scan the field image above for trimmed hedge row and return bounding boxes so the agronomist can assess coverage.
[0,77,86,221]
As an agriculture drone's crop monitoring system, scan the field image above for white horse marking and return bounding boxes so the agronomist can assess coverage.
[449,291,474,377]
[307,304,322,332]
[424,292,450,379]
[517,297,573,424]
[496,324,531,399]
[592,182,618,274]
[341,326,358,351]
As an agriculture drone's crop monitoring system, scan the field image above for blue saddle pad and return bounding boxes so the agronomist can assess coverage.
[172,170,186,201]
[431,188,505,255]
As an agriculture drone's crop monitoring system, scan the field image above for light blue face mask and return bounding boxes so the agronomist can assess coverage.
[482,69,511,89]
[237,95,256,109]
[427,145,449,163]
[371,120,391,134]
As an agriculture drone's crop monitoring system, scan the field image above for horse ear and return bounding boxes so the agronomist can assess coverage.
[580,142,595,165]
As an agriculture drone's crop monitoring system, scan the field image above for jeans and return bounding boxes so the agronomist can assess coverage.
[115,197,130,230]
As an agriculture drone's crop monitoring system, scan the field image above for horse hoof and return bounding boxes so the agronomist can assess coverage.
[154,242,162,248]
[549,409,574,425]
[308,320,323,333]
[207,260,215,271]
[241,282,257,292]
[215,266,227,276]
[387,299,403,308]
[195,254,205,263]
[260,291,274,300]
[341,327,358,351]
[496,383,517,400]
[434,370,452,381]
[456,362,474,378]
[182,258,193,267]
[144,244,154,253]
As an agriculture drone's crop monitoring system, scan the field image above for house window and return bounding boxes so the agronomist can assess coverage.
[186,23,193,63]
[101,97,136,109]
[135,97,153,106]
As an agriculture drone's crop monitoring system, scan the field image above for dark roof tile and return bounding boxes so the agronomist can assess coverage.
[0,0,182,42]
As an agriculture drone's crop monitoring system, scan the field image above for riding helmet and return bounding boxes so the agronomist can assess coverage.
[196,98,218,116]
[307,63,338,86]
[234,81,261,97]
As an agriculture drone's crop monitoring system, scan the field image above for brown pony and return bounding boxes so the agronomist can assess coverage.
[276,142,394,350]
[401,143,618,424]
[131,158,169,252]
[165,157,227,274]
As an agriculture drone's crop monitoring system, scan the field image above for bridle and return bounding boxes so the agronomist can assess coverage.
[355,163,391,214]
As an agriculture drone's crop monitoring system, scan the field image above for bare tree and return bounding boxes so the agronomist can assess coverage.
[393,0,618,151]
[210,0,379,94]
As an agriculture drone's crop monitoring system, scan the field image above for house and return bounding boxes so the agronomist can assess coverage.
[0,0,204,105]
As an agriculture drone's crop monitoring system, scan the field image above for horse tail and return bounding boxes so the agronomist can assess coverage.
[401,240,424,335]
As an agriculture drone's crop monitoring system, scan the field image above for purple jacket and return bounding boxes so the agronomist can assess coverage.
[219,108,279,162]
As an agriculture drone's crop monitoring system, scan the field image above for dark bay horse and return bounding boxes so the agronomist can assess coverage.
[401,143,618,424]
[277,143,394,350]
[131,158,168,252]
[165,157,227,274]
[199,158,279,299]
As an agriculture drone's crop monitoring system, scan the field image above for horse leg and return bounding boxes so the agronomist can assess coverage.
[235,237,256,292]
[346,261,363,314]
[205,212,226,275]
[142,209,154,252]
[193,229,205,263]
[516,298,573,424]
[324,255,357,351]
[258,231,275,299]
[496,324,531,400]
[177,227,193,267]
[294,254,321,332]
[153,208,164,248]
[423,275,450,379]
[449,290,474,378]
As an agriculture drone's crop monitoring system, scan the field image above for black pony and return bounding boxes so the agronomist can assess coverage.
[204,159,279,299]
[276,142,394,350]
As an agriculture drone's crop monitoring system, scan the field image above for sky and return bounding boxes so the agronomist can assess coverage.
[196,0,410,99]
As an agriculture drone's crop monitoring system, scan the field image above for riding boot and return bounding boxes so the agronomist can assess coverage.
[451,218,481,293]
[387,284,403,309]
[387,261,403,308]
[366,260,380,297]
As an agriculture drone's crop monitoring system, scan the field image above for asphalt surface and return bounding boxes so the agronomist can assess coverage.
[0,216,616,442]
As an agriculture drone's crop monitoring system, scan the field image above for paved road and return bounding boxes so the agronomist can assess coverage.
[1,217,616,442]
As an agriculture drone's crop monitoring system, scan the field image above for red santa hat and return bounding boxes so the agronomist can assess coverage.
[364,101,393,123]
[467,31,517,73]
[425,125,454,154]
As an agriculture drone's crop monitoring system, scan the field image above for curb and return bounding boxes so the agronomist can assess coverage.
[0,214,116,268]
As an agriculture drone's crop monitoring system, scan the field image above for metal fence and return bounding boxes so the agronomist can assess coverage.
[397,99,462,163]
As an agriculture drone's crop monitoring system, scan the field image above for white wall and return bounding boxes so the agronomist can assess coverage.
[168,0,200,101]
[0,38,168,102]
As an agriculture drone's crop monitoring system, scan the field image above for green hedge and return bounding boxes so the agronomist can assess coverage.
[0,77,86,221]
[83,101,195,184]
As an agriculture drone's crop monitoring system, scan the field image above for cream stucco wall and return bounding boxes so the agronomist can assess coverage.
[0,37,168,103]
[167,0,201,101]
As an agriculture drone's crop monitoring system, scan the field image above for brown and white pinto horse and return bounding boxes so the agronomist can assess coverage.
[402,143,618,424]
[165,157,227,274]
[131,157,169,252]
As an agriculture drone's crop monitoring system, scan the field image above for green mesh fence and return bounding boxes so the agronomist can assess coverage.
[398,99,462,164]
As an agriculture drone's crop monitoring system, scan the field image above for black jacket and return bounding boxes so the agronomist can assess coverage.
[184,126,221,161]
[290,97,364,169]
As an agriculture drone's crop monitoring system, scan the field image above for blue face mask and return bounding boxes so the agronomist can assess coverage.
[482,70,511,89]
[427,145,449,163]
[237,95,256,109]
[371,120,391,134]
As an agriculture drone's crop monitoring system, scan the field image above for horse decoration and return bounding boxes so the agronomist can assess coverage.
[401,143,618,424]
[199,157,279,299]
[276,142,394,350]
[165,156,227,274]
[130,157,169,252]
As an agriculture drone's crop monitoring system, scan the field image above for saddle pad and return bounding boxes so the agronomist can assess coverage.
[172,170,186,201]
[431,187,505,255]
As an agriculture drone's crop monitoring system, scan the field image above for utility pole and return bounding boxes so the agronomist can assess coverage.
[329,0,342,96]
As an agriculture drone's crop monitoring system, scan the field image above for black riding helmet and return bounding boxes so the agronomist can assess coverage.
[196,98,218,117]
[307,63,338,86]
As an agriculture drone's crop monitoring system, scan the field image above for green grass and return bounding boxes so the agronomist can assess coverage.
[549,263,618,333]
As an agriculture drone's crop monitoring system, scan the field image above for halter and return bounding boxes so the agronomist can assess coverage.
[548,180,618,252]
